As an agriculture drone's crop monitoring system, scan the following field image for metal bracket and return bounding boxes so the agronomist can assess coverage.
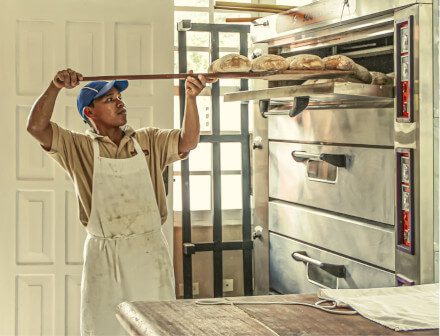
[252,20,269,27]
[319,153,348,168]
[183,243,196,256]
[292,151,349,168]
[292,251,346,278]
[177,20,192,32]
[259,97,309,118]
[251,48,263,60]
[289,96,310,117]
[183,241,254,256]
[259,99,269,118]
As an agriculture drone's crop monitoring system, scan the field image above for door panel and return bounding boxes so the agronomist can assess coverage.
[0,1,174,335]
[16,190,55,265]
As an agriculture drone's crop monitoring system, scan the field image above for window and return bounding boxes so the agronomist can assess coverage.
[173,0,255,214]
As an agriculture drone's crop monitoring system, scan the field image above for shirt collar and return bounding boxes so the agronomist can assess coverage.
[85,124,135,140]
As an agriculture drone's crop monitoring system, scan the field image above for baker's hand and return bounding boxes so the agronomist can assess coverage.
[53,69,83,89]
[185,70,207,98]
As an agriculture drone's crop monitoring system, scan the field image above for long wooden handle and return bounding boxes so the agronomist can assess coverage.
[82,71,277,81]
[214,5,282,14]
[215,1,293,11]
[225,17,260,23]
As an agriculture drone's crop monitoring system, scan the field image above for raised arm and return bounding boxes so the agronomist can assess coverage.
[178,71,207,154]
[27,69,83,150]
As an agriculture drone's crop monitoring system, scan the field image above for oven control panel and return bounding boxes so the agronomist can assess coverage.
[396,17,414,122]
[396,149,415,255]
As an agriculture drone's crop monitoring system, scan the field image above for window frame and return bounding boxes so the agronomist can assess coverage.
[173,0,257,214]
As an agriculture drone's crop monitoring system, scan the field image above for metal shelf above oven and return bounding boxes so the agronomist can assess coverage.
[223,82,394,103]
[254,69,354,81]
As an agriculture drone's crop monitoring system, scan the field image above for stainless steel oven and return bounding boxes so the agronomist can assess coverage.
[225,0,439,294]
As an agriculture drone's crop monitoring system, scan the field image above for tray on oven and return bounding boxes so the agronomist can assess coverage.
[223,82,394,102]
[254,69,355,81]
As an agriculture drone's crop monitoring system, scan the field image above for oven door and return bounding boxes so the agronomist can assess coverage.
[270,233,395,294]
[269,141,394,224]
[269,201,395,271]
[268,108,394,147]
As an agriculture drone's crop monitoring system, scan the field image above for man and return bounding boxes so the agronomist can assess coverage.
[27,68,207,335]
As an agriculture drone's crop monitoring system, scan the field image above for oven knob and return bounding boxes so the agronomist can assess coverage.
[253,136,263,150]
[402,34,408,52]
[401,58,409,81]
[402,64,408,79]
[252,226,263,240]
[401,26,409,53]
[402,162,410,183]
[402,190,410,211]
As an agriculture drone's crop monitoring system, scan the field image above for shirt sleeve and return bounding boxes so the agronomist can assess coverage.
[144,127,189,170]
[46,121,89,177]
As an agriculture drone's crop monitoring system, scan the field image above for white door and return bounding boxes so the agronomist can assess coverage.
[0,1,174,335]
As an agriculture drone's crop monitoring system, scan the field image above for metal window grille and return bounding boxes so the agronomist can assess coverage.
[178,21,253,298]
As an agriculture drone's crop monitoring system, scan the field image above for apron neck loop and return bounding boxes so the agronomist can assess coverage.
[132,137,144,157]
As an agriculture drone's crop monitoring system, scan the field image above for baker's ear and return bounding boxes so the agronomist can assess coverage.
[83,107,93,119]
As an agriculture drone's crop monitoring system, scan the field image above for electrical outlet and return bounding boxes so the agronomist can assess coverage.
[223,279,233,292]
[192,282,199,295]
[178,283,199,296]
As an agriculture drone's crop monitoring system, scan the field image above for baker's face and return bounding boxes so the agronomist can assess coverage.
[88,87,127,127]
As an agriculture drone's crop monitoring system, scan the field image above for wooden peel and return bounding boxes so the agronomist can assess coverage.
[82,70,355,82]
[225,17,260,23]
[214,1,293,13]
[215,6,281,14]
[215,1,306,20]
[215,1,293,11]
[82,71,279,81]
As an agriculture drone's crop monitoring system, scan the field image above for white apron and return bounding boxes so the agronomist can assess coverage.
[80,138,176,336]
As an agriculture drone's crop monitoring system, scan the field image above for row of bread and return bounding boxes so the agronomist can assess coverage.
[207,53,393,85]
[303,70,394,86]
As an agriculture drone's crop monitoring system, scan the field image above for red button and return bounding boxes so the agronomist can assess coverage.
[403,92,408,103]
[402,81,408,91]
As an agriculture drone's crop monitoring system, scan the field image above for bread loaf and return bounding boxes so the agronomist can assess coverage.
[353,63,372,83]
[302,77,363,85]
[322,55,356,71]
[370,71,393,85]
[251,55,288,72]
[208,53,251,73]
[323,55,371,83]
[286,54,324,70]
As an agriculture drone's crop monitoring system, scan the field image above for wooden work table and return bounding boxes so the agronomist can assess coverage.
[116,293,438,336]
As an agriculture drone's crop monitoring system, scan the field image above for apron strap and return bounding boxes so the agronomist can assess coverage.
[92,139,100,167]
[131,137,144,157]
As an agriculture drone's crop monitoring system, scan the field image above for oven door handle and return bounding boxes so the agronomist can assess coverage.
[292,251,346,278]
[291,151,348,168]
[259,97,310,118]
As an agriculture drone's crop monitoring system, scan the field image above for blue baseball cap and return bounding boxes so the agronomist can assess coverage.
[76,80,129,121]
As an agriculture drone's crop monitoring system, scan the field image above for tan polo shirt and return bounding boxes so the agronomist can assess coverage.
[47,122,186,226]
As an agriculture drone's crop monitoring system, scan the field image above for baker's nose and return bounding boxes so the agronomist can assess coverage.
[116,98,125,107]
